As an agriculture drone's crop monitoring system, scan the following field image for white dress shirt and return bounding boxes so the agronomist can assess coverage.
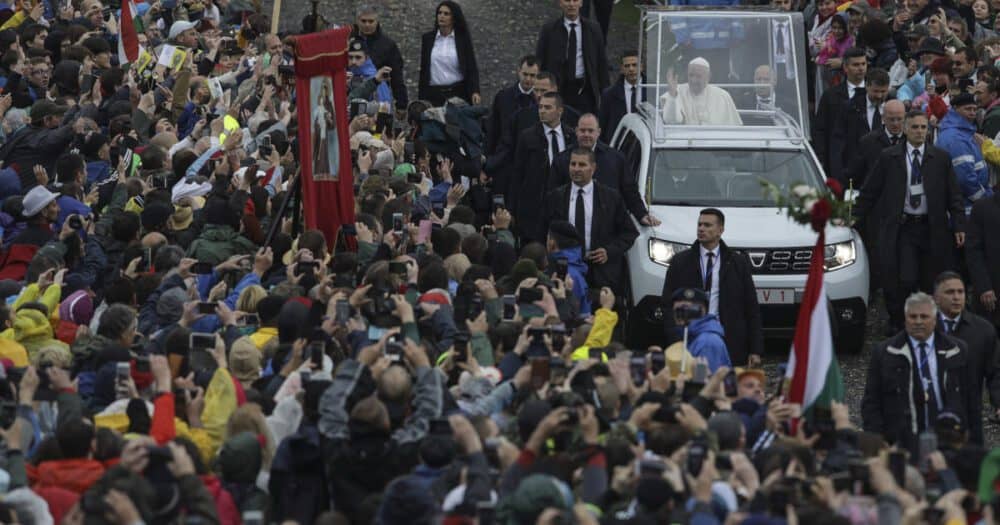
[940,313,962,334]
[429,30,462,86]
[543,123,565,164]
[910,333,941,411]
[564,18,584,79]
[568,181,594,250]
[699,244,720,315]
[624,79,639,113]
[904,142,928,215]
[847,80,865,101]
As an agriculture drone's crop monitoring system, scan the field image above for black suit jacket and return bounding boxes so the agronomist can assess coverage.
[830,93,875,184]
[353,24,408,110]
[660,241,764,365]
[944,311,1000,444]
[812,82,850,176]
[544,181,638,294]
[513,123,577,242]
[598,76,646,144]
[489,105,580,199]
[967,194,1000,324]
[862,330,977,453]
[535,17,610,105]
[550,142,647,220]
[854,143,966,280]
[417,29,481,103]
[485,83,535,155]
[844,127,897,188]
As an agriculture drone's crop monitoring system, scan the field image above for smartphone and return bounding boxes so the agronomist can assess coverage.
[517,287,543,304]
[502,295,516,321]
[242,511,263,525]
[407,171,422,184]
[638,459,667,478]
[692,362,709,384]
[196,302,217,315]
[630,355,647,386]
[335,299,351,323]
[385,334,404,362]
[723,370,738,397]
[375,112,393,135]
[687,435,708,476]
[388,261,408,276]
[650,352,666,375]
[239,313,260,326]
[554,257,569,280]
[529,357,550,389]
[309,341,324,367]
[918,431,938,473]
[477,501,496,525]
[453,331,469,363]
[189,332,216,350]
[492,194,505,212]
[259,135,272,156]
[295,261,320,276]
[392,212,404,232]
[404,141,415,164]
[137,247,151,272]
[192,261,214,274]
[888,450,906,486]
[67,215,83,230]
[115,362,131,399]
[350,100,367,117]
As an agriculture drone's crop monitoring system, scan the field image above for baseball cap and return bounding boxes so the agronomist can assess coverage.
[21,185,58,217]
[672,287,708,306]
[29,100,68,123]
[168,20,197,40]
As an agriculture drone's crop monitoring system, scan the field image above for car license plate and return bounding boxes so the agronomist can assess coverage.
[757,288,796,304]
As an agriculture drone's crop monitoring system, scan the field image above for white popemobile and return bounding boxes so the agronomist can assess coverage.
[616,8,869,352]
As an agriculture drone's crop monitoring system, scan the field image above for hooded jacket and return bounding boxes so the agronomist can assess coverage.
[13,308,69,361]
[937,109,992,208]
[551,247,590,316]
[186,224,257,265]
[352,24,408,109]
[685,314,732,372]
[218,432,268,517]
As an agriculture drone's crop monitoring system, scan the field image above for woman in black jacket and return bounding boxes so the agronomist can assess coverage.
[418,1,480,107]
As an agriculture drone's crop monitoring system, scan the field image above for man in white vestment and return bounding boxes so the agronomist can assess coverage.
[660,57,743,126]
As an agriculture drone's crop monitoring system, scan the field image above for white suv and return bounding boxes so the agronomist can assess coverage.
[619,8,870,351]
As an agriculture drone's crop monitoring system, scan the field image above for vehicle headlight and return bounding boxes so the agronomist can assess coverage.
[648,238,689,267]
[824,240,856,271]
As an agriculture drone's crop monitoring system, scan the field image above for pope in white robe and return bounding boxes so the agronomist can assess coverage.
[660,57,742,126]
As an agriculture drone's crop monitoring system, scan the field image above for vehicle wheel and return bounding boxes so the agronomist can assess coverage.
[835,323,866,354]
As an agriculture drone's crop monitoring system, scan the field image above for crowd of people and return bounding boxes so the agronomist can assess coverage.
[0,0,991,522]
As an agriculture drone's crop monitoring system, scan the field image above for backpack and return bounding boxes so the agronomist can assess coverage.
[0,243,38,281]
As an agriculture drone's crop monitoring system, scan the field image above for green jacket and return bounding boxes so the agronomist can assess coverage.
[186,224,257,265]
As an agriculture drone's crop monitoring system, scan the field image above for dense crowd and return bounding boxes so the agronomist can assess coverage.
[0,0,991,523]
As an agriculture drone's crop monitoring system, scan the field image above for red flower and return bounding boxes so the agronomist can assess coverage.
[811,198,832,232]
[825,179,844,199]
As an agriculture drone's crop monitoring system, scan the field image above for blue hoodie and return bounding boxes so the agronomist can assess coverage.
[686,314,731,371]
[551,247,590,316]
[349,58,393,104]
[936,109,993,210]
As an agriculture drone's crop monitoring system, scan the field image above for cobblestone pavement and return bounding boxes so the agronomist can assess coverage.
[268,0,1000,446]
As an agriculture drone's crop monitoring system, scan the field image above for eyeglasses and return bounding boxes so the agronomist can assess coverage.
[31,69,50,76]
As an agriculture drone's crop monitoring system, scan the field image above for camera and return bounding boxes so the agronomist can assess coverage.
[67,215,84,230]
[361,286,399,328]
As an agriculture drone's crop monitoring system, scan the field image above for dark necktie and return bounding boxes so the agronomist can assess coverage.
[910,149,923,209]
[871,105,881,131]
[776,23,786,55]
[918,342,938,421]
[629,85,637,113]
[566,23,578,80]
[704,252,715,292]
[944,319,956,334]
[890,135,900,145]
[575,188,586,250]
[549,129,559,165]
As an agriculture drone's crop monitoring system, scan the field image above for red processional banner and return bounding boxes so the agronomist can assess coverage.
[292,26,354,248]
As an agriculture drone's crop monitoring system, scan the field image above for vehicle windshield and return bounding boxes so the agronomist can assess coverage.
[640,9,809,136]
[649,149,821,206]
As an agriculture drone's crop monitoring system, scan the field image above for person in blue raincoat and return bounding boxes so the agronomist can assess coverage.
[936,93,992,212]
[347,38,394,105]
[546,220,591,316]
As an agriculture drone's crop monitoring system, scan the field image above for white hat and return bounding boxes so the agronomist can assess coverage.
[168,20,197,40]
[21,185,57,217]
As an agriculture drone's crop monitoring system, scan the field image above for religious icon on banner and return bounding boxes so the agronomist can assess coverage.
[310,76,339,181]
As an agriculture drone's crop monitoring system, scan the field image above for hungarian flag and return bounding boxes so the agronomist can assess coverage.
[117,0,141,65]
[785,228,845,420]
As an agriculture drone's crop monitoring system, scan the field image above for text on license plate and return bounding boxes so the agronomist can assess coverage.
[757,288,796,304]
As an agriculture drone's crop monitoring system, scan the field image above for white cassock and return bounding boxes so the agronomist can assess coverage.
[659,84,743,126]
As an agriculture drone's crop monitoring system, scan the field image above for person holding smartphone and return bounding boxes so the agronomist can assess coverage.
[545,220,590,315]
[669,287,731,372]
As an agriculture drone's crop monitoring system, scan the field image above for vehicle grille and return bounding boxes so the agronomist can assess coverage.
[737,248,813,275]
